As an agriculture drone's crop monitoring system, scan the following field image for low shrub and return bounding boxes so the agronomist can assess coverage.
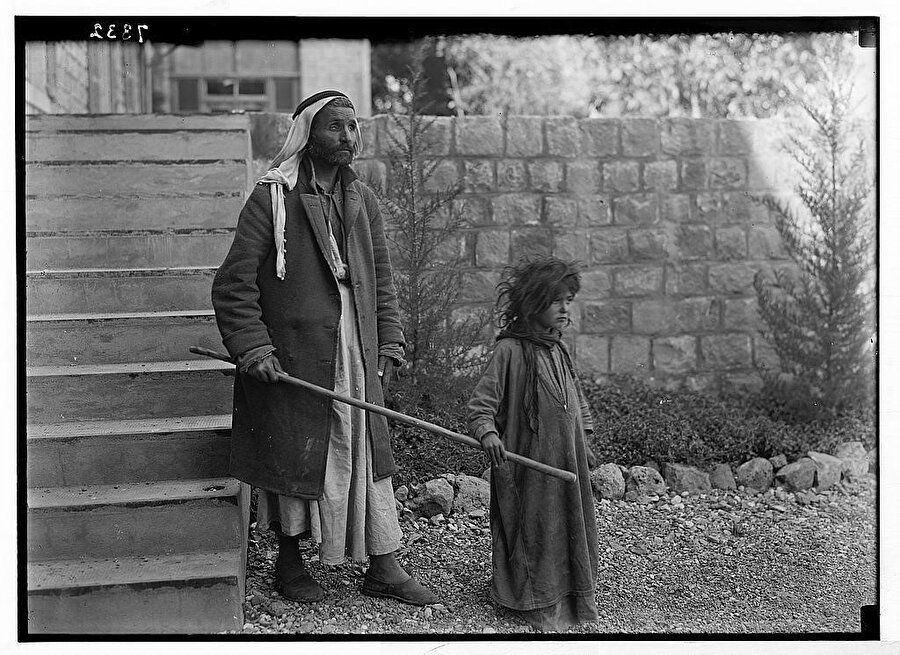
[386,372,875,487]
[389,405,487,488]
[582,375,875,468]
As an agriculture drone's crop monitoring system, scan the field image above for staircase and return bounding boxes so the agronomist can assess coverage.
[25,114,253,634]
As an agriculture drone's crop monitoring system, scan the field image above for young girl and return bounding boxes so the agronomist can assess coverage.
[467,257,599,632]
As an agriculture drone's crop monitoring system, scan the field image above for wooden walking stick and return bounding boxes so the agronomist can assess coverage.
[190,345,577,484]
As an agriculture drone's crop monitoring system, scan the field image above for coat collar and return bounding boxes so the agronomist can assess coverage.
[296,155,363,243]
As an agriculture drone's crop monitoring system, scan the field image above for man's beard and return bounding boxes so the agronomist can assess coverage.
[306,135,354,166]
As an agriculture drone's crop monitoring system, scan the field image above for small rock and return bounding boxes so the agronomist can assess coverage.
[709,463,737,490]
[671,495,683,505]
[833,441,868,479]
[468,508,486,519]
[429,513,446,525]
[626,465,667,496]
[664,462,712,494]
[768,454,788,470]
[407,478,455,518]
[395,485,409,503]
[591,463,625,500]
[775,458,817,492]
[269,601,288,616]
[482,627,497,634]
[735,458,774,492]
[807,451,843,491]
[452,474,490,515]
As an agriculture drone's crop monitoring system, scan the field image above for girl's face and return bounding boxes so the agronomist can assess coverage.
[533,291,575,332]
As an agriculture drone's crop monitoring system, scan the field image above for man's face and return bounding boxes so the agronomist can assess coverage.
[306,103,358,167]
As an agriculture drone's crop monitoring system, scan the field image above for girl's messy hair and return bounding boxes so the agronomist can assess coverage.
[496,257,581,331]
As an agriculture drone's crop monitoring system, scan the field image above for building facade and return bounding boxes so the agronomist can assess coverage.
[25,39,372,116]
[25,40,149,114]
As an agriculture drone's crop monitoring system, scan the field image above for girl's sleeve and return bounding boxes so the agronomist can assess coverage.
[576,379,595,434]
[467,342,511,443]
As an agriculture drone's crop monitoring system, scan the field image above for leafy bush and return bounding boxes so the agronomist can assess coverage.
[390,407,488,488]
[581,375,874,468]
[388,372,875,487]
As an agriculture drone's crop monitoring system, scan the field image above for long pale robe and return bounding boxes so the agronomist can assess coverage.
[257,282,402,563]
[468,338,599,631]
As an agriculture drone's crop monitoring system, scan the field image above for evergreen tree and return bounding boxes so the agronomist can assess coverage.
[369,72,490,411]
[753,37,875,417]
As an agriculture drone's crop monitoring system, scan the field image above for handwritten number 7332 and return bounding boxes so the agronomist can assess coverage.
[90,24,148,43]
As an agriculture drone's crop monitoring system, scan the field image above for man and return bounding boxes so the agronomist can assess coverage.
[212,90,437,606]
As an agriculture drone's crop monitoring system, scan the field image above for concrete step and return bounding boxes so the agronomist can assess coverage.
[26,360,234,423]
[26,130,251,163]
[26,194,243,232]
[26,266,217,315]
[26,310,223,366]
[26,230,234,270]
[26,161,250,197]
[27,477,246,561]
[26,113,252,133]
[27,548,245,634]
[27,415,232,487]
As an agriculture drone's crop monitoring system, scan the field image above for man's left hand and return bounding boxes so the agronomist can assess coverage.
[378,355,394,397]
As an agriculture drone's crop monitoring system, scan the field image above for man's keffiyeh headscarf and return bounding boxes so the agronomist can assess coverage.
[259,90,364,280]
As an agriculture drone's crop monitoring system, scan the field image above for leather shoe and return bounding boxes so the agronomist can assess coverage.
[361,571,439,606]
[275,559,323,603]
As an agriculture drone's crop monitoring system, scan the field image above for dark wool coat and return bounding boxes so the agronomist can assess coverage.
[467,338,598,615]
[212,165,404,499]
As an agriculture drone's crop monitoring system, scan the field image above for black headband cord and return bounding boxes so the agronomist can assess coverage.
[292,90,351,119]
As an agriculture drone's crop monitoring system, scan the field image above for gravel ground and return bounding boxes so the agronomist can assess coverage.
[235,474,877,636]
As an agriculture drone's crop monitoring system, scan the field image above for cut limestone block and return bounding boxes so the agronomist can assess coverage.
[26,113,252,134]
[25,267,218,315]
[26,359,234,423]
[27,477,245,560]
[26,162,250,197]
[26,130,251,163]
[27,415,231,487]
[26,195,243,233]
[26,231,235,270]
[27,548,245,634]
[26,310,223,366]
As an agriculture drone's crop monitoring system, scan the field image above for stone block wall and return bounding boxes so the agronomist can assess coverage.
[355,115,795,393]
[251,113,796,393]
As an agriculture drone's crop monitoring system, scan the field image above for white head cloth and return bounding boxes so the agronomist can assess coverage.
[257,91,364,280]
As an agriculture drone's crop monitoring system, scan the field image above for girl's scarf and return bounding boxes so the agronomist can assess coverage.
[497,326,576,435]
[257,91,364,280]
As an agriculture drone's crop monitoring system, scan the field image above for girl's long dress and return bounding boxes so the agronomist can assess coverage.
[468,338,599,631]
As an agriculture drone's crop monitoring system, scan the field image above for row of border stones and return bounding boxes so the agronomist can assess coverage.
[590,441,873,503]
